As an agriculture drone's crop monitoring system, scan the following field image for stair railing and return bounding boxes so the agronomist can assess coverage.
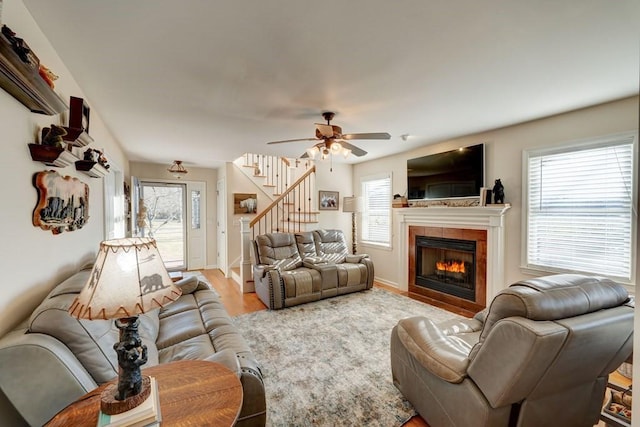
[249,165,316,239]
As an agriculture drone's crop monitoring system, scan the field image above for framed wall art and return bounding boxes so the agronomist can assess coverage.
[234,193,257,214]
[319,190,339,210]
[33,170,89,234]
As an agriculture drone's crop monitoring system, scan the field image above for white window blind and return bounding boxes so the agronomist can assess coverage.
[526,135,636,281]
[361,173,392,246]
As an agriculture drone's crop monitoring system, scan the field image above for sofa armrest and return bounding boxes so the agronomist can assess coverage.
[395,316,470,383]
[303,256,327,266]
[253,266,286,310]
[0,328,98,427]
[253,264,277,279]
[345,254,369,263]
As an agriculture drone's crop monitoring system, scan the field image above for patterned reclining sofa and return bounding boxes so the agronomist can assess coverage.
[252,229,374,309]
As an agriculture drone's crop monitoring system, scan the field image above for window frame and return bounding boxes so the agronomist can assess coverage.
[521,131,638,285]
[360,172,393,249]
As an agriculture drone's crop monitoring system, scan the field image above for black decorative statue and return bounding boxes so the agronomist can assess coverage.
[492,179,505,204]
[113,317,148,401]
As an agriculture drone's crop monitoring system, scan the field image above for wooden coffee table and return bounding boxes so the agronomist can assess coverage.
[45,360,243,426]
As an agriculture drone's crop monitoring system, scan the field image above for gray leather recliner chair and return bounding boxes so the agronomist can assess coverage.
[390,274,634,427]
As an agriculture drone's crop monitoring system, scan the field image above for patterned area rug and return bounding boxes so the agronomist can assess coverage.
[233,287,461,426]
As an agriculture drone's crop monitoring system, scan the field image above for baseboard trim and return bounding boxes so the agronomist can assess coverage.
[374,277,399,288]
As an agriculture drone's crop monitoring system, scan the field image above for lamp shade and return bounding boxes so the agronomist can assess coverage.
[68,238,182,320]
[343,196,364,213]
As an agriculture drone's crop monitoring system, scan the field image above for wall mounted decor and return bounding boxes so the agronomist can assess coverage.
[234,193,257,214]
[319,190,339,210]
[32,170,89,234]
[0,25,67,114]
[62,96,93,146]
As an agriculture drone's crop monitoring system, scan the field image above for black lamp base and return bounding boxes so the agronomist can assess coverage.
[101,316,149,415]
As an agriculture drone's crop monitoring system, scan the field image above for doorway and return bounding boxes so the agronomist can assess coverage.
[139,181,186,271]
[217,178,227,276]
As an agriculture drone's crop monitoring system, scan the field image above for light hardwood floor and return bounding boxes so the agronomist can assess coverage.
[200,268,621,427]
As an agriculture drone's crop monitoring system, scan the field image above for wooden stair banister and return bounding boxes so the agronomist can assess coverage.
[250,165,315,228]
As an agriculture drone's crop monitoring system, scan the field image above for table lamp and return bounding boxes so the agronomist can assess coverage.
[342,196,364,254]
[68,237,182,415]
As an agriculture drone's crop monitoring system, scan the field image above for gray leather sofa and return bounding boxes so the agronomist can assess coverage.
[252,229,374,309]
[391,274,634,427]
[0,266,266,426]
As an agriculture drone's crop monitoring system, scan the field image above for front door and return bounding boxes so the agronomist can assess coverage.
[139,181,186,271]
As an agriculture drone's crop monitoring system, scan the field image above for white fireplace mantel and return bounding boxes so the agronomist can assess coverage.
[395,205,511,302]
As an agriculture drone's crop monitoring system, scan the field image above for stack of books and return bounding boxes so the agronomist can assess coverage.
[97,377,161,427]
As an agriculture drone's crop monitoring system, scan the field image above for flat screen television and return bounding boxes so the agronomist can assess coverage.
[407,143,484,200]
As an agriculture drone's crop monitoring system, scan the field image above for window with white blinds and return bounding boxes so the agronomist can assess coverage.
[361,173,392,246]
[524,133,636,282]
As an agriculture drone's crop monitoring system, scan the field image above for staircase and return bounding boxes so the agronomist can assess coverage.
[233,153,318,292]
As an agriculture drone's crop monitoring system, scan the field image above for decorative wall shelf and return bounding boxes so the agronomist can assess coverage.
[28,143,78,167]
[0,32,67,115]
[62,126,93,147]
[75,160,109,178]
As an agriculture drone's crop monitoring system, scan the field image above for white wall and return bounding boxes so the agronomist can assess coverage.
[129,162,218,269]
[0,1,128,423]
[314,160,354,247]
[353,96,639,289]
[0,0,127,336]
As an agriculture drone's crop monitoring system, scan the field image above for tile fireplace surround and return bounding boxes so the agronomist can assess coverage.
[395,205,511,313]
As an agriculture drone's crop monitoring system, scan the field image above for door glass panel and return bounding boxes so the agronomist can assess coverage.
[191,190,201,229]
[140,182,185,270]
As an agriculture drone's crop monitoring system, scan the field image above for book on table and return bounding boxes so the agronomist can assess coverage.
[96,377,161,427]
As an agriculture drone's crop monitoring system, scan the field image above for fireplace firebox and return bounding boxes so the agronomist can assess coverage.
[415,236,476,301]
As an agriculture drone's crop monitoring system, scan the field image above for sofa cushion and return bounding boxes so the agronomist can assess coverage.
[156,289,252,374]
[313,229,349,263]
[280,267,322,298]
[28,269,160,384]
[255,233,303,271]
[295,232,318,258]
[336,263,368,286]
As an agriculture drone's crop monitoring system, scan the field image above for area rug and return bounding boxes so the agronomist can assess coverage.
[232,287,462,426]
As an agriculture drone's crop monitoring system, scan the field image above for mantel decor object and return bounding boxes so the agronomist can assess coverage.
[68,238,182,415]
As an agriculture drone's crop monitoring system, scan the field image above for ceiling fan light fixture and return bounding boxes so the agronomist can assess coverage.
[167,160,188,178]
[341,148,352,158]
[321,146,330,156]
[330,142,342,153]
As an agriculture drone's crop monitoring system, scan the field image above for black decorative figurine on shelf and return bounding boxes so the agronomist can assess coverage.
[492,179,505,204]
[41,125,67,149]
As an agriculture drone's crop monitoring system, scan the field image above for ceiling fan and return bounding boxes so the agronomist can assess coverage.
[266,112,391,159]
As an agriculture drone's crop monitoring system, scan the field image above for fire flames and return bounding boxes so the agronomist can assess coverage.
[436,260,466,274]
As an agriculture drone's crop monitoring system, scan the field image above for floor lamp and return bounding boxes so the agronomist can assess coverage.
[343,196,363,254]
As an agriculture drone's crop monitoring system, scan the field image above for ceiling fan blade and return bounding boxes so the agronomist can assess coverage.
[300,151,309,158]
[340,141,368,156]
[315,124,334,138]
[267,138,319,144]
[341,132,391,140]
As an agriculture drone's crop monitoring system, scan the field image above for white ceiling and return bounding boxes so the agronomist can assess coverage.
[23,0,639,169]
